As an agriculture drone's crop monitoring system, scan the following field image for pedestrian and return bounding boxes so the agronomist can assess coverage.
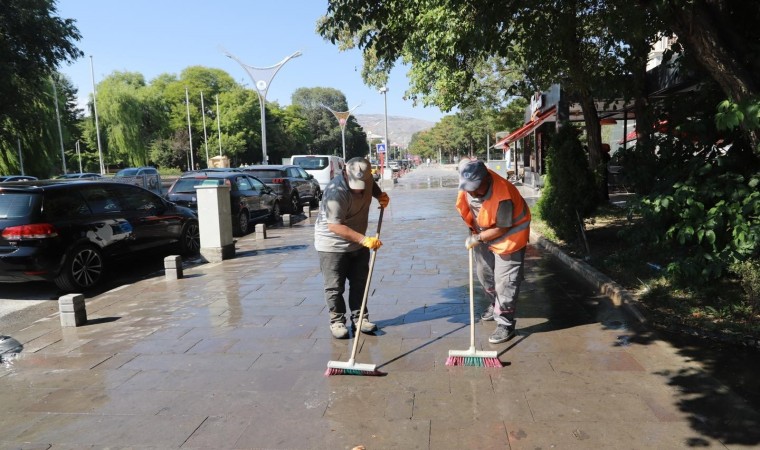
[456,158,531,343]
[315,157,390,339]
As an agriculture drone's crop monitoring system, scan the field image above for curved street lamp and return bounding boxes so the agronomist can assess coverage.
[223,49,302,164]
[320,103,361,161]
[379,86,391,180]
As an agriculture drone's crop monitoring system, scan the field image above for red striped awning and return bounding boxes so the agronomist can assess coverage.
[493,106,557,149]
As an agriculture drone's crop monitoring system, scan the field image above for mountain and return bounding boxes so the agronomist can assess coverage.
[354,114,435,149]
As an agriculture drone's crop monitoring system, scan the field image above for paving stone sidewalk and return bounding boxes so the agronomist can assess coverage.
[1,167,758,449]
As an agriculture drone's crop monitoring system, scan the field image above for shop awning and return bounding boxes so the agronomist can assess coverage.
[619,129,638,144]
[493,106,557,149]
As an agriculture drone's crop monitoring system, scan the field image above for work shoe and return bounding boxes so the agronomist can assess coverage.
[352,317,378,333]
[330,322,349,339]
[489,325,516,344]
[480,304,495,321]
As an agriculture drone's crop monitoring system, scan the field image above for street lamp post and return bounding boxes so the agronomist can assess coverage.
[89,56,106,175]
[321,103,361,161]
[223,49,302,164]
[379,86,391,180]
[200,91,209,165]
[185,87,194,170]
[51,77,67,174]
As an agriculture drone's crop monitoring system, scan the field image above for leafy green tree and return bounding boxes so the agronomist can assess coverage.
[0,0,82,175]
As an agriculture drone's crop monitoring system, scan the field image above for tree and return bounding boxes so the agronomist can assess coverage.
[0,0,82,174]
[317,1,659,191]
[291,87,367,158]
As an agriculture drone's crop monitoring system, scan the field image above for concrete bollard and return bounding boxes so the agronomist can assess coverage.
[164,255,183,280]
[282,214,292,227]
[303,205,312,217]
[255,223,267,239]
[59,293,87,327]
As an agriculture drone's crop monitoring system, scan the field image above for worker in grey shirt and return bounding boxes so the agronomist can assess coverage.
[315,157,390,339]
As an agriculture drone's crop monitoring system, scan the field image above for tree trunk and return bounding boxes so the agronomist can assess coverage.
[667,1,757,104]
[578,92,607,200]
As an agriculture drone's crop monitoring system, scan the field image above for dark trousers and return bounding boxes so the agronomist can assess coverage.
[318,248,371,324]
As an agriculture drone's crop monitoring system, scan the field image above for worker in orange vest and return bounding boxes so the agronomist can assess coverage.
[456,159,531,343]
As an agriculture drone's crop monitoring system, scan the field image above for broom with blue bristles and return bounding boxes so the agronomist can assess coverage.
[446,247,502,367]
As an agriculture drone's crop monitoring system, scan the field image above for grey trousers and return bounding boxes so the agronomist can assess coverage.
[318,248,371,324]
[472,245,526,329]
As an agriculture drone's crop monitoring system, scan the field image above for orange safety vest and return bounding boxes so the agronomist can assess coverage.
[456,169,531,254]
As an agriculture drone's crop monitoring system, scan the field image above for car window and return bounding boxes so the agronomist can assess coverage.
[293,157,328,170]
[296,167,310,179]
[248,177,266,191]
[0,193,36,219]
[287,167,301,178]
[117,185,163,211]
[81,186,121,213]
[236,176,252,191]
[42,190,90,220]
[245,169,280,179]
[116,168,139,177]
[172,178,205,193]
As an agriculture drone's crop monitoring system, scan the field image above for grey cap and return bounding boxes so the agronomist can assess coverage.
[458,159,487,191]
[345,157,373,190]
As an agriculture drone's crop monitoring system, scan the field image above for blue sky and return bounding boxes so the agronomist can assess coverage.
[55,0,446,123]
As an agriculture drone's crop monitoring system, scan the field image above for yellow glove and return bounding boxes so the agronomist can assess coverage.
[465,234,481,250]
[377,192,390,208]
[361,236,383,250]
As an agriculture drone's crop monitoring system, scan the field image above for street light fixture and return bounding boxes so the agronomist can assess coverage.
[223,49,302,164]
[320,102,361,161]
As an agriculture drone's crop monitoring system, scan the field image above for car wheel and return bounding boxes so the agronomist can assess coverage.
[289,192,300,214]
[54,244,104,292]
[309,189,320,209]
[177,221,200,255]
[269,201,282,224]
[234,209,250,236]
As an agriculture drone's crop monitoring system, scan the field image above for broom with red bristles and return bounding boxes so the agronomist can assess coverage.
[446,247,502,367]
[325,207,385,376]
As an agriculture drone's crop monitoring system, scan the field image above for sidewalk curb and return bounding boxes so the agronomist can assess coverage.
[529,230,648,324]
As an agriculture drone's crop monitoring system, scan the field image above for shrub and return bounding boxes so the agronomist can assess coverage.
[731,259,760,316]
[536,124,600,243]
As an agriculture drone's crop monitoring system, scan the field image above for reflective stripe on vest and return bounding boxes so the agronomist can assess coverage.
[456,169,531,254]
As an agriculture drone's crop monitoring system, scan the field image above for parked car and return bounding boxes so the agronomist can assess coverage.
[114,166,162,194]
[114,167,159,177]
[165,171,280,236]
[371,164,381,181]
[290,155,345,191]
[242,164,320,213]
[0,180,200,292]
[0,175,38,182]
[55,173,102,179]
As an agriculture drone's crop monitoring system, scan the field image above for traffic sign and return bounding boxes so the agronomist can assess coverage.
[376,143,386,154]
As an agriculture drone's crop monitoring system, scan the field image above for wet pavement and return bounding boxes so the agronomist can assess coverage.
[1,166,759,449]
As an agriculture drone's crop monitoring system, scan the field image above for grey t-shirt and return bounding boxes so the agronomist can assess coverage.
[314,174,375,252]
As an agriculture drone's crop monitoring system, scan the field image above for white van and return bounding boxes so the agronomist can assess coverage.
[290,155,345,190]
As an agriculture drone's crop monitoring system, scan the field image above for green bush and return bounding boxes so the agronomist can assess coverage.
[536,124,600,243]
[624,138,760,284]
[731,259,760,315]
